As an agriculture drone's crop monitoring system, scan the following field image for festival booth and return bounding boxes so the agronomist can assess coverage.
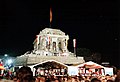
[32,60,68,77]
[76,61,105,76]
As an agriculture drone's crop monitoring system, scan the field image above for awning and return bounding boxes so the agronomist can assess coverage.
[76,61,105,69]
[33,60,68,69]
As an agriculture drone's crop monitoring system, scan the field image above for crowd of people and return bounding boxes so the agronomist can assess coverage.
[0,66,120,82]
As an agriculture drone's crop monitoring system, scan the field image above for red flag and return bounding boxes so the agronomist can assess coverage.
[50,7,52,23]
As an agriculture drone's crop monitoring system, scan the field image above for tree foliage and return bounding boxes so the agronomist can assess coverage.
[76,48,91,57]
[91,52,101,63]
[76,48,102,64]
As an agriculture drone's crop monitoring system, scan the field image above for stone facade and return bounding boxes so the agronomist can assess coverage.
[15,28,85,66]
[33,28,69,55]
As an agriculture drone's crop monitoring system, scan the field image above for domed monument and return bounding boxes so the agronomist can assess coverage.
[14,7,85,69]
[15,28,85,67]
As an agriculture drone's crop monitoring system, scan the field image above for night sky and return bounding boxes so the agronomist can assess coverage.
[0,0,119,68]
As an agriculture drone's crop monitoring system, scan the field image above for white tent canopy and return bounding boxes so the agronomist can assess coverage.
[76,61,105,69]
[32,60,68,68]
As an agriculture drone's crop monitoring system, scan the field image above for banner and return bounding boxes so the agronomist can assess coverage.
[68,66,78,76]
[73,39,76,48]
[104,67,113,75]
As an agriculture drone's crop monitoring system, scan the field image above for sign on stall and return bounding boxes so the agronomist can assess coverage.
[68,66,78,76]
[104,67,113,76]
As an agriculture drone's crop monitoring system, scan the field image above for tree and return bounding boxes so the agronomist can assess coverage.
[91,52,101,64]
[76,48,91,57]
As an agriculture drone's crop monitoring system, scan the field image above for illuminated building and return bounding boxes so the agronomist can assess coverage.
[15,28,85,67]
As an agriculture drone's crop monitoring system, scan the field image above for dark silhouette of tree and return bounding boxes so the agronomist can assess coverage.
[76,48,102,63]
[76,48,91,57]
[91,52,101,64]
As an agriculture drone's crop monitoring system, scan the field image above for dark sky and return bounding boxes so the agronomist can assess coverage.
[0,0,119,67]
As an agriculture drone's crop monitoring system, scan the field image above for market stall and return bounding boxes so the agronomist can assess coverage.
[76,61,105,76]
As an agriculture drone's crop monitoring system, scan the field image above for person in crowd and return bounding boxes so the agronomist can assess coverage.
[115,69,120,82]
[91,78,101,82]
[107,79,114,82]
[16,66,35,82]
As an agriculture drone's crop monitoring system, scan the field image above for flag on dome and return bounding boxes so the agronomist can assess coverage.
[50,7,52,24]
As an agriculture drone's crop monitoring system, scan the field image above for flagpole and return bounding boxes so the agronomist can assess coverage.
[74,46,76,56]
